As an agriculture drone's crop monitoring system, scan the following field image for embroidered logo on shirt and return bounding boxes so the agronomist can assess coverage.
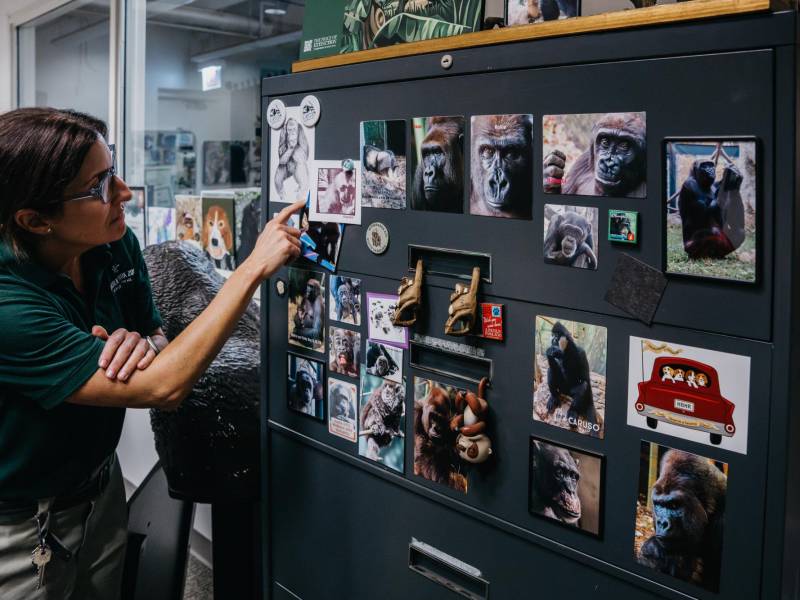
[110,265,135,295]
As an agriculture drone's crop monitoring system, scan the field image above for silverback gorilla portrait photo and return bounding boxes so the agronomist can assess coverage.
[469,114,534,219]
[635,442,728,592]
[411,116,465,213]
[665,138,757,283]
[287,354,325,420]
[543,112,647,198]
[529,437,603,535]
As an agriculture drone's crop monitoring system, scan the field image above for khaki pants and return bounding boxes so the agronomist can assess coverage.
[0,458,128,600]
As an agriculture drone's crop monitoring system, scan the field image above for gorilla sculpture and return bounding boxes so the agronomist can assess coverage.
[638,449,727,592]
[545,321,597,429]
[530,440,582,526]
[144,242,260,501]
[411,117,464,212]
[543,112,647,198]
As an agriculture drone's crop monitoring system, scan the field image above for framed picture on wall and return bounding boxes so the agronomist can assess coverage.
[125,186,147,248]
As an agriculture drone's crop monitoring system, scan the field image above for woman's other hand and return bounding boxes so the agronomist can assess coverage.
[93,326,156,381]
[246,200,304,280]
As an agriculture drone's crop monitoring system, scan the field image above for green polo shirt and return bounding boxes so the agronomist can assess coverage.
[0,227,162,500]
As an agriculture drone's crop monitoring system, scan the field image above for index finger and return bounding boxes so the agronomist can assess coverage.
[274,200,306,225]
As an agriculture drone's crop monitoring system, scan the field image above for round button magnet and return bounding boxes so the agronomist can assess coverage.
[275,278,287,297]
[366,222,389,255]
[266,99,287,130]
[300,95,321,128]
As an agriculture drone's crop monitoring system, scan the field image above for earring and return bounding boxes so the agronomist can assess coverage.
[46,227,53,234]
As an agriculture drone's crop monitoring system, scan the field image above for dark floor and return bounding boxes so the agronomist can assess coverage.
[183,554,213,600]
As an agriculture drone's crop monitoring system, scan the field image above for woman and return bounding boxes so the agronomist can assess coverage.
[0,108,303,599]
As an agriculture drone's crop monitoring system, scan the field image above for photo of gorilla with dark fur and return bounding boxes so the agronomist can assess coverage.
[412,378,468,493]
[529,438,603,535]
[287,354,324,420]
[469,114,533,219]
[543,204,599,270]
[329,276,361,325]
[358,373,406,474]
[533,316,607,438]
[365,341,402,383]
[634,442,728,592]
[411,116,465,213]
[666,139,757,283]
[543,112,646,198]
[361,120,407,209]
[288,267,326,353]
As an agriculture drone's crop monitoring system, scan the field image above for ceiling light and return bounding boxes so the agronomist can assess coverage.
[263,2,287,16]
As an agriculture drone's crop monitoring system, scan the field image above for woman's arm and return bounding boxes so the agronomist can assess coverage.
[67,201,304,410]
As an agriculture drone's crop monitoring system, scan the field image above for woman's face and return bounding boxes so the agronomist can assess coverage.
[54,140,132,249]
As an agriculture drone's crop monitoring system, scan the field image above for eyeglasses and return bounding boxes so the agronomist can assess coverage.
[63,144,117,205]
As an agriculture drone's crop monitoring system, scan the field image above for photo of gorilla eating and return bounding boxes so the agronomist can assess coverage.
[410,116,465,213]
[634,442,728,592]
[529,437,603,536]
[665,138,757,283]
[287,353,325,420]
[543,112,647,198]
[533,316,607,438]
[469,114,534,219]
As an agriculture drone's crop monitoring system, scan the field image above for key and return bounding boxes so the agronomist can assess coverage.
[31,544,52,590]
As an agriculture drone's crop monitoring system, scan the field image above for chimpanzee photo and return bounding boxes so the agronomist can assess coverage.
[288,267,326,352]
[287,354,324,420]
[635,443,728,592]
[411,116,465,213]
[529,438,602,535]
[543,112,647,198]
[543,205,599,270]
[665,138,756,283]
[533,317,607,438]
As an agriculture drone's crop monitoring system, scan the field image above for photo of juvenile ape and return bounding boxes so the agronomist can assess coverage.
[361,120,407,209]
[288,267,326,353]
[413,378,469,493]
[201,196,236,271]
[365,341,403,383]
[634,441,728,592]
[411,116,465,213]
[309,160,362,225]
[543,204,599,270]
[175,195,202,250]
[329,276,362,325]
[665,138,757,283]
[359,372,406,473]
[328,327,361,378]
[270,106,315,204]
[533,316,607,438]
[529,437,603,536]
[328,378,358,442]
[542,112,647,198]
[469,114,534,219]
[287,353,325,420]
[507,0,579,25]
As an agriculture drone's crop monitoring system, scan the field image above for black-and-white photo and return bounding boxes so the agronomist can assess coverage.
[365,341,403,383]
[287,353,324,420]
[270,106,315,204]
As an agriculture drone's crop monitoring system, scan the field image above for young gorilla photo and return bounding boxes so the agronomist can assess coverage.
[411,116,464,213]
[545,322,598,428]
[363,145,398,178]
[469,114,533,219]
[329,328,360,378]
[543,209,598,269]
[330,384,356,421]
[637,449,727,592]
[365,342,400,380]
[331,276,360,324]
[530,440,582,526]
[543,112,647,198]
[360,380,405,462]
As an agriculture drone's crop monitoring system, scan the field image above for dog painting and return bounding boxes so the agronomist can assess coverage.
[175,195,202,250]
[201,195,236,271]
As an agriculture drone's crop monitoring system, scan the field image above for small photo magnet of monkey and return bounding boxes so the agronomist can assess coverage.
[413,378,472,493]
[533,316,607,439]
[287,353,325,421]
[361,120,407,209]
[358,372,406,474]
[608,209,638,243]
[410,116,465,213]
[664,138,758,283]
[543,112,646,198]
[543,204,599,270]
[507,0,579,26]
[328,327,361,379]
[328,378,358,442]
[365,341,403,384]
[367,292,409,349]
[309,160,362,225]
[270,106,316,204]
[529,437,603,536]
[175,195,203,250]
[634,441,728,592]
[469,114,534,220]
[288,267,327,353]
[329,276,361,325]
[627,337,751,454]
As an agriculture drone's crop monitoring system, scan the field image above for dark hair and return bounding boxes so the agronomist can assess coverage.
[0,107,108,258]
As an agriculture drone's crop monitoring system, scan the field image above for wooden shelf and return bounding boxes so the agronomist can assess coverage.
[292,0,772,73]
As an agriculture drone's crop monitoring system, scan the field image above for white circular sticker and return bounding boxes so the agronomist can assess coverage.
[300,95,321,128]
[266,99,286,130]
[366,222,389,255]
